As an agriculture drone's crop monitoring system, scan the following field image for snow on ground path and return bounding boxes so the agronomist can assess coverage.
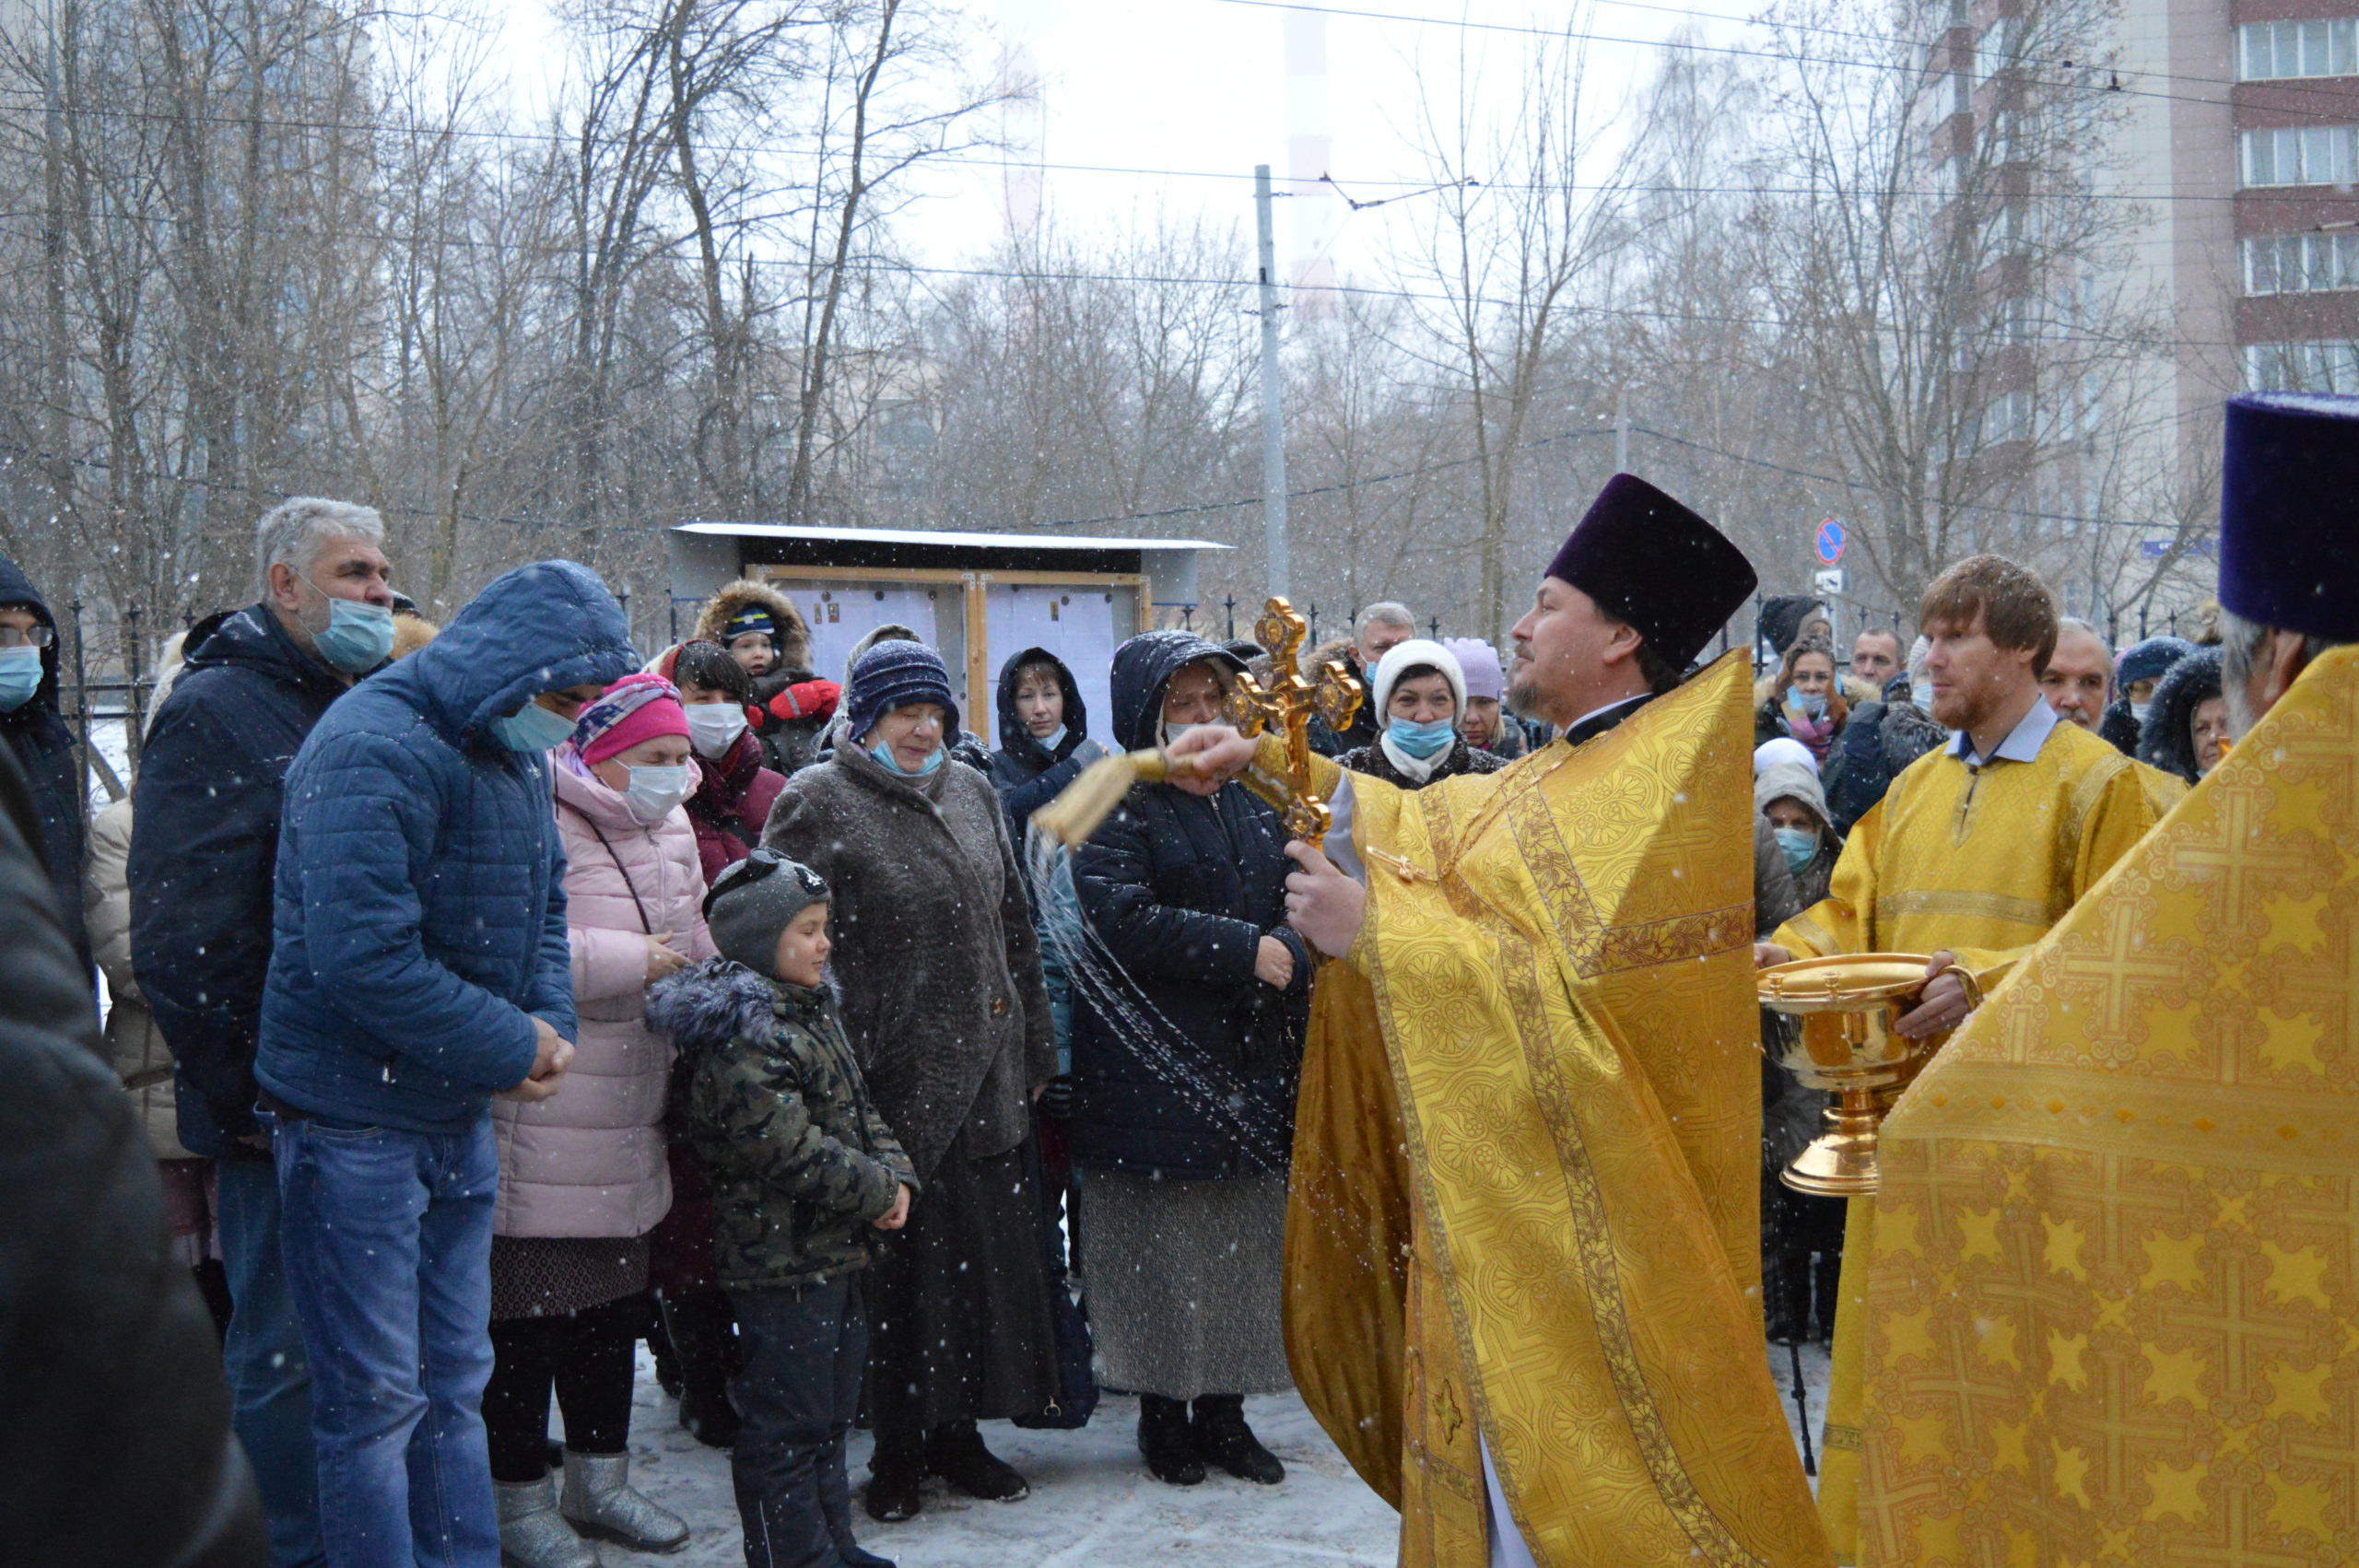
[605,1356,1396,1567]
[606,1341,1835,1565]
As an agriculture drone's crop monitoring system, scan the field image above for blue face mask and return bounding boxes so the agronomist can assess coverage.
[1387,716,1456,759]
[492,699,578,753]
[870,739,945,777]
[1791,689,1828,720]
[1774,825,1818,873]
[305,579,395,673]
[0,645,41,712]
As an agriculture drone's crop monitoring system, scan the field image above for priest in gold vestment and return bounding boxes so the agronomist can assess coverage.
[1176,474,1830,1568]
[1855,391,2359,1565]
[1755,555,2167,1562]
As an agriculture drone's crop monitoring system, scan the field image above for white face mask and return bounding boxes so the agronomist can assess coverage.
[623,763,693,825]
[686,702,747,759]
[1911,681,1935,713]
[2130,702,2152,725]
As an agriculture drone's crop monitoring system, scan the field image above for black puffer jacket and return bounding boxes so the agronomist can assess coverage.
[0,743,266,1568]
[987,646,1105,840]
[129,603,358,1156]
[0,551,88,969]
[1822,674,1947,837]
[2137,647,2224,785]
[1069,631,1311,1180]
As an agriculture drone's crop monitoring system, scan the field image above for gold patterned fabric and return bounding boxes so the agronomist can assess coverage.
[1859,645,2359,1567]
[1279,656,1829,1568]
[1769,712,2164,1560]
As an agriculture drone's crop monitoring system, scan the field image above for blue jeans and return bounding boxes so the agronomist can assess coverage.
[273,1114,500,1568]
[217,1157,326,1567]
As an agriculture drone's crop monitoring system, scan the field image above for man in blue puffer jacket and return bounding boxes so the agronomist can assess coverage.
[256,559,637,1568]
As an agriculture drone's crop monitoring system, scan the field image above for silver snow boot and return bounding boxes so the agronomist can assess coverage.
[494,1475,600,1568]
[560,1450,691,1553]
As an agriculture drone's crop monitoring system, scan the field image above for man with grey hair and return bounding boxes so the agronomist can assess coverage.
[2036,615,2114,733]
[2213,394,2356,733]
[1310,601,1418,755]
[130,497,394,1567]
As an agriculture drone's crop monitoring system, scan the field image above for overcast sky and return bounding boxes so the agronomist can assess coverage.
[492,0,1765,284]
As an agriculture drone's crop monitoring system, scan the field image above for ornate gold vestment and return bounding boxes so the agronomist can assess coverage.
[1857,645,2359,1566]
[1770,713,2166,1562]
[1275,655,1830,1568]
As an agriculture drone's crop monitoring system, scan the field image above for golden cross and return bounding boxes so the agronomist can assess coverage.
[1220,597,1362,847]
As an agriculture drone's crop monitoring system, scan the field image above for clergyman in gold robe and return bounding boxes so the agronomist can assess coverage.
[1177,473,1830,1568]
[1753,555,2167,1562]
[1857,390,2359,1565]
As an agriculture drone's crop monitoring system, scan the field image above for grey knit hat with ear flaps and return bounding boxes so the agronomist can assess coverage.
[702,849,831,978]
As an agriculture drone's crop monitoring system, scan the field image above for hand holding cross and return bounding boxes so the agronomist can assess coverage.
[1221,598,1362,848]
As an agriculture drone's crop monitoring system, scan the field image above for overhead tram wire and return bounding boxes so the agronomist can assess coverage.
[1196,0,2359,118]
[0,203,2280,348]
[0,90,2340,206]
[1220,0,2359,108]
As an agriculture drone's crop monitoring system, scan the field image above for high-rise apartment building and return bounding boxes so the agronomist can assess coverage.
[2116,0,2358,503]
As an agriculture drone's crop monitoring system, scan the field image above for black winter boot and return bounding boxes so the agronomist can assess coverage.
[1193,1395,1285,1484]
[663,1291,741,1448]
[1137,1395,1205,1486]
[923,1422,1029,1502]
[864,1442,924,1523]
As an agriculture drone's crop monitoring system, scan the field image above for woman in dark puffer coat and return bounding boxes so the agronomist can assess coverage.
[762,639,1058,1523]
[2137,646,2227,785]
[1070,630,1313,1490]
[0,551,88,967]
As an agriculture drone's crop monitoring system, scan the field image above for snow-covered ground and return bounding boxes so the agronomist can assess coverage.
[601,1340,1835,1566]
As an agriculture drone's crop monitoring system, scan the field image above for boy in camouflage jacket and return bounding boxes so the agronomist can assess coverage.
[649,850,915,1568]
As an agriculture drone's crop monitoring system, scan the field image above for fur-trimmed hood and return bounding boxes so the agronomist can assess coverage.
[2136,646,2224,784]
[692,579,812,673]
[647,958,808,1061]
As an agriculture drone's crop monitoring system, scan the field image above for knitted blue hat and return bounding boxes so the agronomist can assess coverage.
[844,638,959,743]
[2220,392,2359,642]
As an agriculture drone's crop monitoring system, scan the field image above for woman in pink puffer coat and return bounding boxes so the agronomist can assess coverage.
[486,673,715,1566]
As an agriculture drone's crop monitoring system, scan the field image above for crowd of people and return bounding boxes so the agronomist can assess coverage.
[1743,583,2241,1345]
[0,422,2317,1568]
[0,494,1553,1568]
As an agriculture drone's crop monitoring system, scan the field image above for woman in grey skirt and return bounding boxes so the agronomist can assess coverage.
[1069,630,1313,1487]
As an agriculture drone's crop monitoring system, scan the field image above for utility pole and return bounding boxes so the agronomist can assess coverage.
[1614,386,1628,474]
[1255,165,1289,598]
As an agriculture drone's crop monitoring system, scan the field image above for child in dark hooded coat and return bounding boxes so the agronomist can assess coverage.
[650,852,916,1568]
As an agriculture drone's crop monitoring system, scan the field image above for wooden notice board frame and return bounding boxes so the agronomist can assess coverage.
[755,564,1147,723]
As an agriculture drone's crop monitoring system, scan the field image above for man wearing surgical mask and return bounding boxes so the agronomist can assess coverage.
[128,497,396,1568]
[0,549,88,967]
[254,559,637,1564]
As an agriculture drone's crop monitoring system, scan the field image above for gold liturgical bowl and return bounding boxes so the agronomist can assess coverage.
[1757,954,1947,1198]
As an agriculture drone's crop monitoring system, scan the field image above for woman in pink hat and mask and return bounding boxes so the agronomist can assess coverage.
[487,673,716,1567]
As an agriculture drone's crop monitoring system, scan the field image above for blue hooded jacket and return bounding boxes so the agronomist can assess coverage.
[255,561,638,1132]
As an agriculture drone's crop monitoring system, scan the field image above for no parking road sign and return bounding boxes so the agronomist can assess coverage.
[1813,519,1846,566]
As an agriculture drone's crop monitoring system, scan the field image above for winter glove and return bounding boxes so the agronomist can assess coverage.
[768,678,840,724]
[1037,1074,1075,1121]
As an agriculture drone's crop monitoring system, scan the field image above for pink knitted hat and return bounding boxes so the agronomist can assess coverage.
[575,673,689,766]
